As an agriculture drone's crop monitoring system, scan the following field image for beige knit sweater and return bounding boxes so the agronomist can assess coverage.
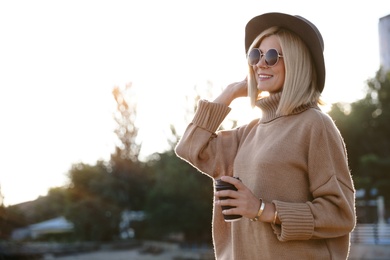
[175,93,356,260]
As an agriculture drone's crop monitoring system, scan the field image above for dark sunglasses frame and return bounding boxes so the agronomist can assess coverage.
[247,48,283,67]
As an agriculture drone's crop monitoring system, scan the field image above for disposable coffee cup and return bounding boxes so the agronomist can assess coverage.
[215,177,242,222]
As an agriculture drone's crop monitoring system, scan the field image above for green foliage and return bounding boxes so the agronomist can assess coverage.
[329,69,390,211]
[30,188,69,224]
[60,151,212,243]
[144,151,213,243]
[61,156,154,241]
[66,197,120,241]
[65,162,125,241]
[1,204,27,240]
[109,152,154,210]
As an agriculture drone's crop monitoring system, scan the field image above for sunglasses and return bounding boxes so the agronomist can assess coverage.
[247,48,283,67]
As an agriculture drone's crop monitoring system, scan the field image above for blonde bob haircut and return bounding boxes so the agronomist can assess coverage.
[247,26,323,116]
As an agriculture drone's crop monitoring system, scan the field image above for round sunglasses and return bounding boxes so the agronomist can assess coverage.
[247,48,283,67]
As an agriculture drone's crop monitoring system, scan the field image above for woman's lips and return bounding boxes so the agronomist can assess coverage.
[258,74,273,80]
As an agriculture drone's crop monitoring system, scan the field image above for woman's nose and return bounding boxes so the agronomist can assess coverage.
[256,55,268,68]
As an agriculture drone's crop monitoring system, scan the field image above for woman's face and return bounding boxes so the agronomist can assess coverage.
[252,35,285,93]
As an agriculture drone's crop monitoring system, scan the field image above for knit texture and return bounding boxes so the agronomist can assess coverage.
[175,93,356,259]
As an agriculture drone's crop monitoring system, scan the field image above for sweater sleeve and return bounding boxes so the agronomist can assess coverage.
[175,99,240,179]
[272,113,356,242]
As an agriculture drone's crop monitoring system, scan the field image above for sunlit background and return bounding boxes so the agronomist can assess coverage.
[0,0,389,206]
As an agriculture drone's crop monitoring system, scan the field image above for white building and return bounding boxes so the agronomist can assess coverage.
[379,14,390,72]
[11,217,74,241]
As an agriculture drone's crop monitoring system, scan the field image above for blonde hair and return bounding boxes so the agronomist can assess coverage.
[247,27,323,115]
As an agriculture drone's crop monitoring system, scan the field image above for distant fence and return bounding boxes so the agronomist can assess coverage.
[351,224,390,245]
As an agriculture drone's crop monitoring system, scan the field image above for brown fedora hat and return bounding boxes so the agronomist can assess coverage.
[245,12,325,92]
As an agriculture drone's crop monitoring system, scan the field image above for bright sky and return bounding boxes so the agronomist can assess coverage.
[0,0,389,206]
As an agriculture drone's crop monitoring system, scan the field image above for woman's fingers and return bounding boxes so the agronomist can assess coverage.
[215,176,260,218]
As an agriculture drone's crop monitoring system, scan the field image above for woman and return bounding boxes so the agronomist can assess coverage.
[175,12,356,259]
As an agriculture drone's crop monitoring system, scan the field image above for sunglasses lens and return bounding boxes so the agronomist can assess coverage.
[248,49,260,66]
[265,49,278,66]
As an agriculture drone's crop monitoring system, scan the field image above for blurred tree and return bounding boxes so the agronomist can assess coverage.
[144,151,213,243]
[109,153,152,211]
[6,194,66,227]
[30,188,69,223]
[112,83,141,162]
[329,69,390,219]
[110,83,154,215]
[66,197,120,241]
[142,85,214,243]
[0,205,26,239]
[66,162,121,241]
[0,205,7,239]
[0,185,10,239]
[64,82,153,241]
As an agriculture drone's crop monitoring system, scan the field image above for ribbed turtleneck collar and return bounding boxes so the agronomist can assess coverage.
[255,92,318,123]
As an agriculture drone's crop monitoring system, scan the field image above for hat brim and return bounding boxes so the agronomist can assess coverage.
[245,12,325,92]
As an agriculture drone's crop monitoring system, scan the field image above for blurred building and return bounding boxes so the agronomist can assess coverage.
[379,14,390,72]
[11,217,74,241]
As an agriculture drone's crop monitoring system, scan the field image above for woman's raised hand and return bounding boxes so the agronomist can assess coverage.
[213,78,248,106]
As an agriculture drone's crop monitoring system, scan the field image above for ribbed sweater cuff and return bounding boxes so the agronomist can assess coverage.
[192,100,231,132]
[272,201,314,241]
